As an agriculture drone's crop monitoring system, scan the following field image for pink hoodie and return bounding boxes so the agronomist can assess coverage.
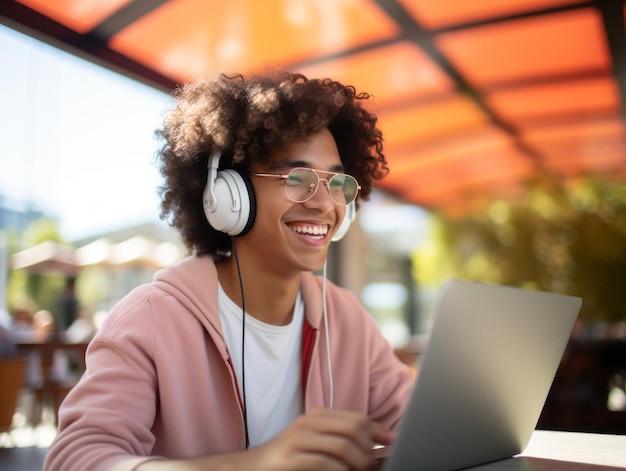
[44,256,414,471]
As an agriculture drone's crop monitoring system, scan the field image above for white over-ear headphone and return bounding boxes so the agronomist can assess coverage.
[203,151,256,237]
[332,200,355,242]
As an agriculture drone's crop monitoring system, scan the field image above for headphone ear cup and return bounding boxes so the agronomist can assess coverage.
[234,172,256,237]
[332,201,356,242]
[203,169,256,237]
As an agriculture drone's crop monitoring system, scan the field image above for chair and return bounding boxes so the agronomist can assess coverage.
[0,356,26,433]
[15,341,88,426]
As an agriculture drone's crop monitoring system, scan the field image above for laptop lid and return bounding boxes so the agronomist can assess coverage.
[384,279,582,471]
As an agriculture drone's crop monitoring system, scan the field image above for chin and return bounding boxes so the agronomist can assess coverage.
[295,253,328,274]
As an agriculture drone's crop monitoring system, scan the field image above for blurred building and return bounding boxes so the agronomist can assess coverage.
[0,193,46,233]
[70,221,185,314]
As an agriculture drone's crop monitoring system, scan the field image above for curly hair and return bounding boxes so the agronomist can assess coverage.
[156,69,389,258]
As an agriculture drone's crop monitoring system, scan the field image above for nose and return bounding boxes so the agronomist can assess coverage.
[303,178,336,212]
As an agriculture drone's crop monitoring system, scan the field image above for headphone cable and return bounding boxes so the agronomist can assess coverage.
[231,237,250,448]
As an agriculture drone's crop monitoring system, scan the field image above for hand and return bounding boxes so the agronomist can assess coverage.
[138,408,395,471]
[252,408,396,471]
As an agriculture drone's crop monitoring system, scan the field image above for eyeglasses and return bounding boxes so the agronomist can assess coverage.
[253,167,360,206]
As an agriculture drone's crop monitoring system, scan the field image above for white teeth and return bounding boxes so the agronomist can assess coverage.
[289,225,329,236]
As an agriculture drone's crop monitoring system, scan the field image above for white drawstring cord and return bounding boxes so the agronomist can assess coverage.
[322,261,334,409]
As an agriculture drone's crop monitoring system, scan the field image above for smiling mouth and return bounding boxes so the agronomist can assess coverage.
[287,224,329,239]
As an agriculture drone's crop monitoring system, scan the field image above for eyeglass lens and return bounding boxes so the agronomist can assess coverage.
[285,168,358,206]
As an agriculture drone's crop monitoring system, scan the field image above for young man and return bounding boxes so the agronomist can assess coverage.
[45,71,414,471]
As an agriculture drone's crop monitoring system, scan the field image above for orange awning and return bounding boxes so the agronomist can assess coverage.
[3,0,625,214]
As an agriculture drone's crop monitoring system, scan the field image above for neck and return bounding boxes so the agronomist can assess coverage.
[216,253,301,326]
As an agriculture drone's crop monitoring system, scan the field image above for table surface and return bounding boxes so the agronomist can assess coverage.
[1,431,624,471]
[0,446,48,471]
[468,430,626,470]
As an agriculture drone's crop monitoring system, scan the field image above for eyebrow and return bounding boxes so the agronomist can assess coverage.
[271,158,345,173]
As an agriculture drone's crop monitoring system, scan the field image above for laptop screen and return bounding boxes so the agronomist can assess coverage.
[383,279,581,471]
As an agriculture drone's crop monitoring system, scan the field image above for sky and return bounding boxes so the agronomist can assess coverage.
[0,24,175,241]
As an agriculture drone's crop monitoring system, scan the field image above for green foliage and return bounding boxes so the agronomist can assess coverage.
[76,266,110,314]
[5,218,68,316]
[23,218,65,245]
[412,178,626,323]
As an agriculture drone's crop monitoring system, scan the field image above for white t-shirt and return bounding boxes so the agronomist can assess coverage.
[218,282,304,447]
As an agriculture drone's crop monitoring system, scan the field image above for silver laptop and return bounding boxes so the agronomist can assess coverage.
[382,279,582,471]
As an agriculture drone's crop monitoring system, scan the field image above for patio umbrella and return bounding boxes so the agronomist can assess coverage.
[74,237,115,268]
[11,241,79,275]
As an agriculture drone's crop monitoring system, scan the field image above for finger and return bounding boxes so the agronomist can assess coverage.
[310,409,397,448]
[295,451,352,471]
[293,433,372,471]
[300,409,374,451]
[258,427,360,471]
[261,410,387,471]
[369,421,397,447]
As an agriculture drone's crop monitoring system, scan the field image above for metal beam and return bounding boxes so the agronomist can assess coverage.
[0,0,176,92]
[594,0,626,121]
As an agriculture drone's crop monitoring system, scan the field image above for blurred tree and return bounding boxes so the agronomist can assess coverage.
[6,218,68,315]
[412,178,626,323]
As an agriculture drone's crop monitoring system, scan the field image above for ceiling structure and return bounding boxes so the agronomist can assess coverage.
[3,0,626,215]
